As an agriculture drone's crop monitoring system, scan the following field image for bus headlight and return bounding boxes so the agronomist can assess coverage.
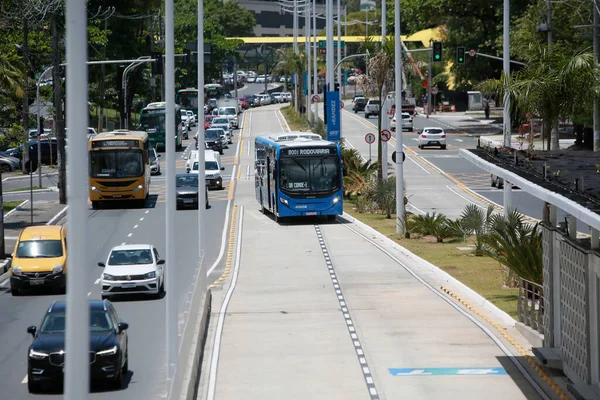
[333,196,340,204]
[280,197,289,206]
[90,186,101,193]
[132,184,144,193]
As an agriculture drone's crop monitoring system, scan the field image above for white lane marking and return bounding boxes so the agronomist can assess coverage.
[22,375,27,384]
[406,156,430,175]
[145,210,149,214]
[133,224,138,229]
[455,138,463,142]
[246,164,250,180]
[121,242,126,246]
[87,292,91,297]
[94,279,100,284]
[407,202,426,215]
[127,233,132,238]
[140,217,144,221]
[206,206,244,400]
[445,185,487,210]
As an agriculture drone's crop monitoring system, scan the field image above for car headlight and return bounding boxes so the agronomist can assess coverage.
[12,266,22,276]
[333,196,340,204]
[90,186,101,193]
[132,184,143,193]
[29,349,49,359]
[96,346,118,356]
[103,273,114,281]
[280,197,289,206]
[52,264,64,274]
[144,271,156,279]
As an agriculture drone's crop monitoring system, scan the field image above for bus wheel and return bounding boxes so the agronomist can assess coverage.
[91,201,100,209]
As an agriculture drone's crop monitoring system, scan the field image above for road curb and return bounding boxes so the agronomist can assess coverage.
[4,199,29,220]
[2,172,58,182]
[5,187,57,195]
[337,211,517,328]
[46,205,68,225]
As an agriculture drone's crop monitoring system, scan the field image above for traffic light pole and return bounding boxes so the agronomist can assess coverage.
[427,51,432,118]
[394,0,404,235]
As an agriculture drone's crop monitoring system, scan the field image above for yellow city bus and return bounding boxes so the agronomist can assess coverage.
[88,130,151,209]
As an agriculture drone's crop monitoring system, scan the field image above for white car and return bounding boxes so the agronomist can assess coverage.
[391,112,414,132]
[186,110,196,126]
[418,127,447,149]
[210,118,233,143]
[98,244,165,300]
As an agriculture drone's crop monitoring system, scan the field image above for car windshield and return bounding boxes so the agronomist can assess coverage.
[279,156,341,194]
[402,114,411,119]
[193,161,219,171]
[108,249,154,265]
[213,119,229,125]
[90,150,144,178]
[16,240,63,258]
[177,175,198,187]
[149,149,157,162]
[425,128,444,134]
[221,108,236,115]
[369,100,380,105]
[205,130,220,140]
[39,310,114,334]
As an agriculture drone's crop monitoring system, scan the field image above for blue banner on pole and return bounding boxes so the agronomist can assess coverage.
[326,91,340,141]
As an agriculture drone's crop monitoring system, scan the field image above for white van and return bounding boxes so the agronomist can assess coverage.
[189,150,224,189]
[185,150,198,172]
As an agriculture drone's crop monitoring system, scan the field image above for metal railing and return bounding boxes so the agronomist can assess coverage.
[518,278,545,334]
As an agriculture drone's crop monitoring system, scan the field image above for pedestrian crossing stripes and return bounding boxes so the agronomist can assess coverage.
[449,173,492,190]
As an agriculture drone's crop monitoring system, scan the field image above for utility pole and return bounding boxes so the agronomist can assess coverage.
[306,6,312,121]
[52,10,67,204]
[22,19,29,137]
[313,0,318,124]
[381,0,388,180]
[394,0,404,234]
[427,50,432,118]
[594,1,600,151]
[98,17,108,133]
[326,0,334,92]
[503,0,511,148]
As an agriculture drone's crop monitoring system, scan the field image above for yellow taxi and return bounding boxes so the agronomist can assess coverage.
[9,225,67,296]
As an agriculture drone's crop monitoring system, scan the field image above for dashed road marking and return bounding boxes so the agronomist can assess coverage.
[127,233,132,238]
[121,242,126,246]
[94,279,100,284]
[133,224,138,229]
[140,217,144,221]
[314,225,379,400]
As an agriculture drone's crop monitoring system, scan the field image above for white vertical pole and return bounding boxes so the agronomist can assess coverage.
[593,3,600,152]
[306,6,312,122]
[394,0,404,234]
[503,181,513,216]
[313,0,318,123]
[381,0,387,43]
[293,0,299,112]
[503,0,511,148]
[165,0,178,386]
[326,0,334,91]
[64,0,89,397]
[336,0,341,91]
[197,0,206,299]
[381,0,387,179]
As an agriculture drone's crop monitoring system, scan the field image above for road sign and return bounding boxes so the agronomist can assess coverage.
[380,130,391,142]
[365,133,376,144]
[391,151,405,163]
[312,94,320,102]
[340,102,345,109]
[431,87,439,95]
[326,91,341,141]
[468,49,476,57]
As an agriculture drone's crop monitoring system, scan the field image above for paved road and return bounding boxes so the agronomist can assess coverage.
[197,107,544,400]
[349,106,588,232]
[0,115,243,398]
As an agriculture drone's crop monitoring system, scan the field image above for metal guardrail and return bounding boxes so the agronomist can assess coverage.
[518,278,545,334]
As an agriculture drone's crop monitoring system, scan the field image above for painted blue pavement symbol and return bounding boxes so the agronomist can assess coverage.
[389,368,507,376]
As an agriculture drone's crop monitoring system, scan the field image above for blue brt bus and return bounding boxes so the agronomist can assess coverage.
[254,133,343,221]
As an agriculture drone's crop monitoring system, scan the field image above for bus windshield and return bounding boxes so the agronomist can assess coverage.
[279,156,340,194]
[139,114,165,133]
[177,92,198,110]
[90,150,144,178]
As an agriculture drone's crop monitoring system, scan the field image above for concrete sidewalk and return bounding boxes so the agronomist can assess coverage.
[479,134,576,151]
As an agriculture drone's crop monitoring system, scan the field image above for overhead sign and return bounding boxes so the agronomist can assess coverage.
[91,140,140,148]
[365,133,376,144]
[380,130,391,142]
[469,49,477,57]
[281,147,337,156]
[326,91,341,141]
[389,368,507,376]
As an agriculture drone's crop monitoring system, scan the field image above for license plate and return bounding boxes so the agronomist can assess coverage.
[184,199,194,203]
[112,194,122,198]
[121,283,136,288]
[429,141,439,145]
[305,211,317,216]
[29,279,44,286]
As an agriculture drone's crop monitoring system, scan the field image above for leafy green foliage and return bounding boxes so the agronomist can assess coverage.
[367,176,396,218]
[412,212,461,243]
[460,204,495,254]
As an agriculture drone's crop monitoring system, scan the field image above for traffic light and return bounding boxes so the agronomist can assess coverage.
[151,52,163,75]
[184,49,191,64]
[432,41,443,63]
[456,47,465,64]
[334,82,340,92]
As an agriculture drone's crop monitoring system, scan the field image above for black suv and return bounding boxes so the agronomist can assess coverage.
[353,97,368,113]
[201,128,224,154]
[26,300,129,393]
[7,139,60,173]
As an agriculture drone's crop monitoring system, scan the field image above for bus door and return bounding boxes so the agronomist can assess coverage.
[266,156,272,210]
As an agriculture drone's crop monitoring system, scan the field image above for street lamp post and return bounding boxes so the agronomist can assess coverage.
[64,0,90,398]
[306,4,312,121]
[394,0,405,234]
[36,67,53,188]
[197,0,206,300]
[326,0,334,92]
[122,56,151,129]
[313,0,318,123]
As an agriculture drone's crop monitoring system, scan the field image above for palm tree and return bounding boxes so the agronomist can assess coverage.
[479,43,599,150]
[412,212,460,243]
[460,204,495,255]
[343,158,377,196]
[0,54,25,98]
[481,209,543,285]
[368,176,396,218]
[275,47,306,111]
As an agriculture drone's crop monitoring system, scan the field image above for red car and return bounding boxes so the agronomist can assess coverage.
[238,97,249,110]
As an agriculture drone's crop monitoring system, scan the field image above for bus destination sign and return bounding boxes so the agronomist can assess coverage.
[143,108,165,114]
[91,140,139,148]
[281,147,337,156]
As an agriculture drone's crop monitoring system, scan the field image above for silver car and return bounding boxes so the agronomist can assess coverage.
[0,152,21,172]
[149,147,161,175]
[210,118,233,144]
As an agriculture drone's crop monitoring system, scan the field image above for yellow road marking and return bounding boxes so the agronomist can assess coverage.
[440,287,570,400]
[210,204,238,288]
